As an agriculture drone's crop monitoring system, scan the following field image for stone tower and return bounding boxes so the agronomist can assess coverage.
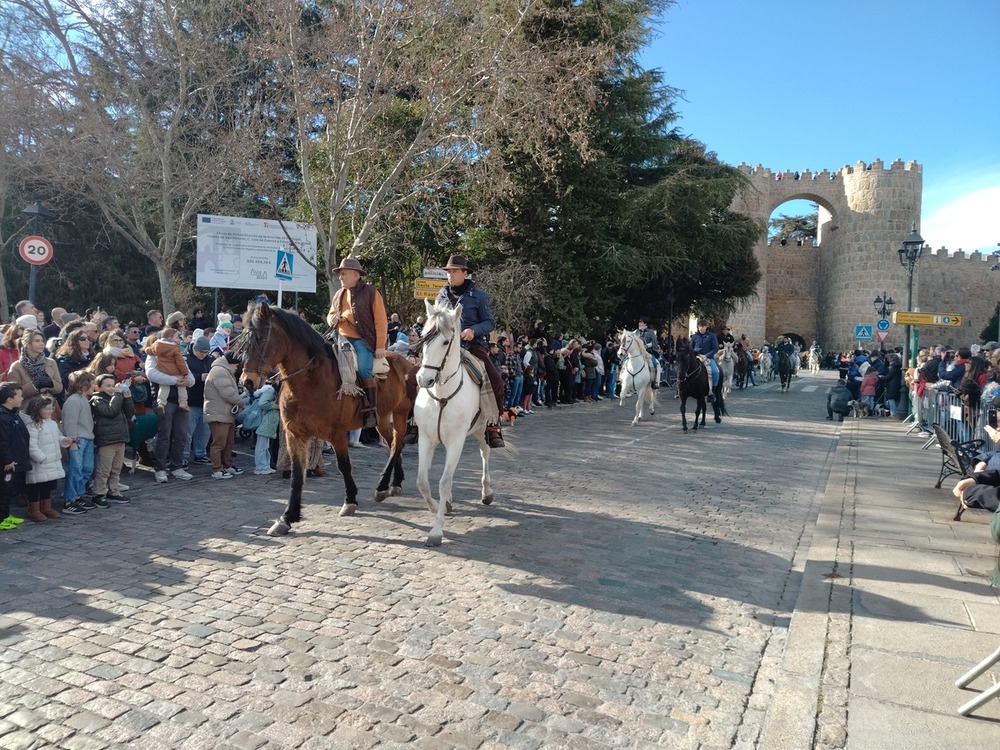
[727,159,923,352]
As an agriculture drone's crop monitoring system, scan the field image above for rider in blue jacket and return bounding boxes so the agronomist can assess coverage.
[404,255,505,448]
[690,319,720,391]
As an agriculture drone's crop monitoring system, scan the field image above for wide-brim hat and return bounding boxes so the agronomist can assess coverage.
[443,255,470,271]
[334,257,366,275]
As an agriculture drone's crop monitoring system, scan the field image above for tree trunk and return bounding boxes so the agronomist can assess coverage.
[0,264,10,323]
[155,261,177,315]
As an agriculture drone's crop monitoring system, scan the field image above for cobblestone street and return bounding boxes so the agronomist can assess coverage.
[1,374,839,749]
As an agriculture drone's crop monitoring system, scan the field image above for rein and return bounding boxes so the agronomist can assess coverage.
[417,321,477,443]
[619,335,648,376]
[242,321,317,388]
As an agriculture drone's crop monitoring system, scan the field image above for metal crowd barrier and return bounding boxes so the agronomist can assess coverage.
[908,386,999,451]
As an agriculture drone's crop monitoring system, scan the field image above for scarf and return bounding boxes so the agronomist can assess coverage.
[20,350,49,380]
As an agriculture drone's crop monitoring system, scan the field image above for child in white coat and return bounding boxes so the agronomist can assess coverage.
[23,395,73,521]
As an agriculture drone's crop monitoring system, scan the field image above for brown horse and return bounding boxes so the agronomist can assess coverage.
[234,303,414,536]
[734,342,752,389]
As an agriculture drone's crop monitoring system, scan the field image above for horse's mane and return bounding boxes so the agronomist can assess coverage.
[246,304,331,361]
[424,301,456,341]
[620,329,652,366]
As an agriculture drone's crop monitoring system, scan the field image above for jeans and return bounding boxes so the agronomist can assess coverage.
[507,375,523,409]
[589,373,603,399]
[885,398,898,417]
[184,406,210,461]
[64,437,95,501]
[347,337,374,379]
[254,433,272,471]
[606,366,618,399]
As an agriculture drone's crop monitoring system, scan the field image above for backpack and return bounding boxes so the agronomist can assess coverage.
[918,357,940,383]
[238,396,263,432]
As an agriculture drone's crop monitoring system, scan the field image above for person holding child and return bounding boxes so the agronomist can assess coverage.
[0,382,30,531]
[62,371,97,515]
[90,374,134,507]
[23,395,73,521]
[146,328,190,413]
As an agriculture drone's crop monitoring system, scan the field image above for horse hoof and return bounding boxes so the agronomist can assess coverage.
[374,490,389,503]
[267,519,290,537]
[482,494,494,506]
[425,533,443,547]
[715,416,721,423]
[682,426,688,432]
[445,501,454,515]
[339,503,357,517]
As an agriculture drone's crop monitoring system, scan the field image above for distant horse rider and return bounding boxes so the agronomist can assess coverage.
[691,319,720,400]
[636,316,661,388]
[326,257,387,429]
[404,255,505,449]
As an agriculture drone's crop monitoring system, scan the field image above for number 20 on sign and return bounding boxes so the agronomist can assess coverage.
[18,236,54,265]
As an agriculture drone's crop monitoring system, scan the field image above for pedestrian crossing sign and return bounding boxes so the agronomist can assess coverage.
[855,325,873,341]
[275,249,293,281]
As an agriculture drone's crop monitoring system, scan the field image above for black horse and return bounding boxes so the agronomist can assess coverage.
[777,349,795,392]
[675,345,728,431]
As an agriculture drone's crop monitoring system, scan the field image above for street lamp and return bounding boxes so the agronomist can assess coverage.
[22,201,56,303]
[898,225,925,393]
[873,292,895,320]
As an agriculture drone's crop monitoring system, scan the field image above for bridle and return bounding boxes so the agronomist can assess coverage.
[676,349,706,384]
[417,324,461,389]
[239,322,316,388]
[416,320,473,444]
[619,333,647,376]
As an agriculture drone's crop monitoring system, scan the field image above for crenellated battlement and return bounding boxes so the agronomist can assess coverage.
[736,158,921,181]
[926,247,998,262]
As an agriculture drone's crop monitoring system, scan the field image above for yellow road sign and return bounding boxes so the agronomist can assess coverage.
[891,312,963,327]
[414,277,446,299]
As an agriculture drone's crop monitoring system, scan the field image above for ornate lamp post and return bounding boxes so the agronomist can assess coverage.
[873,292,895,319]
[898,225,925,371]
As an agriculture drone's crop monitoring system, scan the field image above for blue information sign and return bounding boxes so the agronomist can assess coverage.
[275,249,293,281]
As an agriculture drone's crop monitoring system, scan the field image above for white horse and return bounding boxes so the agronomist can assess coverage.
[808,348,821,374]
[414,299,495,547]
[617,329,656,426]
[759,349,774,381]
[716,341,736,398]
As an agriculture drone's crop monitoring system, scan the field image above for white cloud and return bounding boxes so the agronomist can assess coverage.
[922,185,1000,254]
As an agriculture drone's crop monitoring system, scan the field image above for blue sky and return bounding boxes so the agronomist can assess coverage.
[639,0,1000,254]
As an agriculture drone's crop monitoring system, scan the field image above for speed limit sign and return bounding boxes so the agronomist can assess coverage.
[18,236,53,266]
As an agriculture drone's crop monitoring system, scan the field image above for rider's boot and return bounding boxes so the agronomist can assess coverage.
[486,424,505,449]
[651,362,660,389]
[361,379,378,429]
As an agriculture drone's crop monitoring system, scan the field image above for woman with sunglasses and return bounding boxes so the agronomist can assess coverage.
[54,330,94,398]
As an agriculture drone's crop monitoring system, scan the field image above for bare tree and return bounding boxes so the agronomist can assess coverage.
[0,0,261,313]
[474,262,546,333]
[251,0,615,300]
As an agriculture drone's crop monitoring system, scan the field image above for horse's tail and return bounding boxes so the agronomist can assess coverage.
[715,384,729,416]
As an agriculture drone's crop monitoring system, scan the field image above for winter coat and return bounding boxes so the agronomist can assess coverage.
[61,392,95,441]
[203,358,243,424]
[185,352,214,408]
[90,391,135,447]
[6,358,63,401]
[25,417,66,484]
[149,339,189,378]
[254,385,281,440]
[435,280,496,349]
[57,353,91,393]
[113,348,143,384]
[0,346,18,378]
[0,405,31,472]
